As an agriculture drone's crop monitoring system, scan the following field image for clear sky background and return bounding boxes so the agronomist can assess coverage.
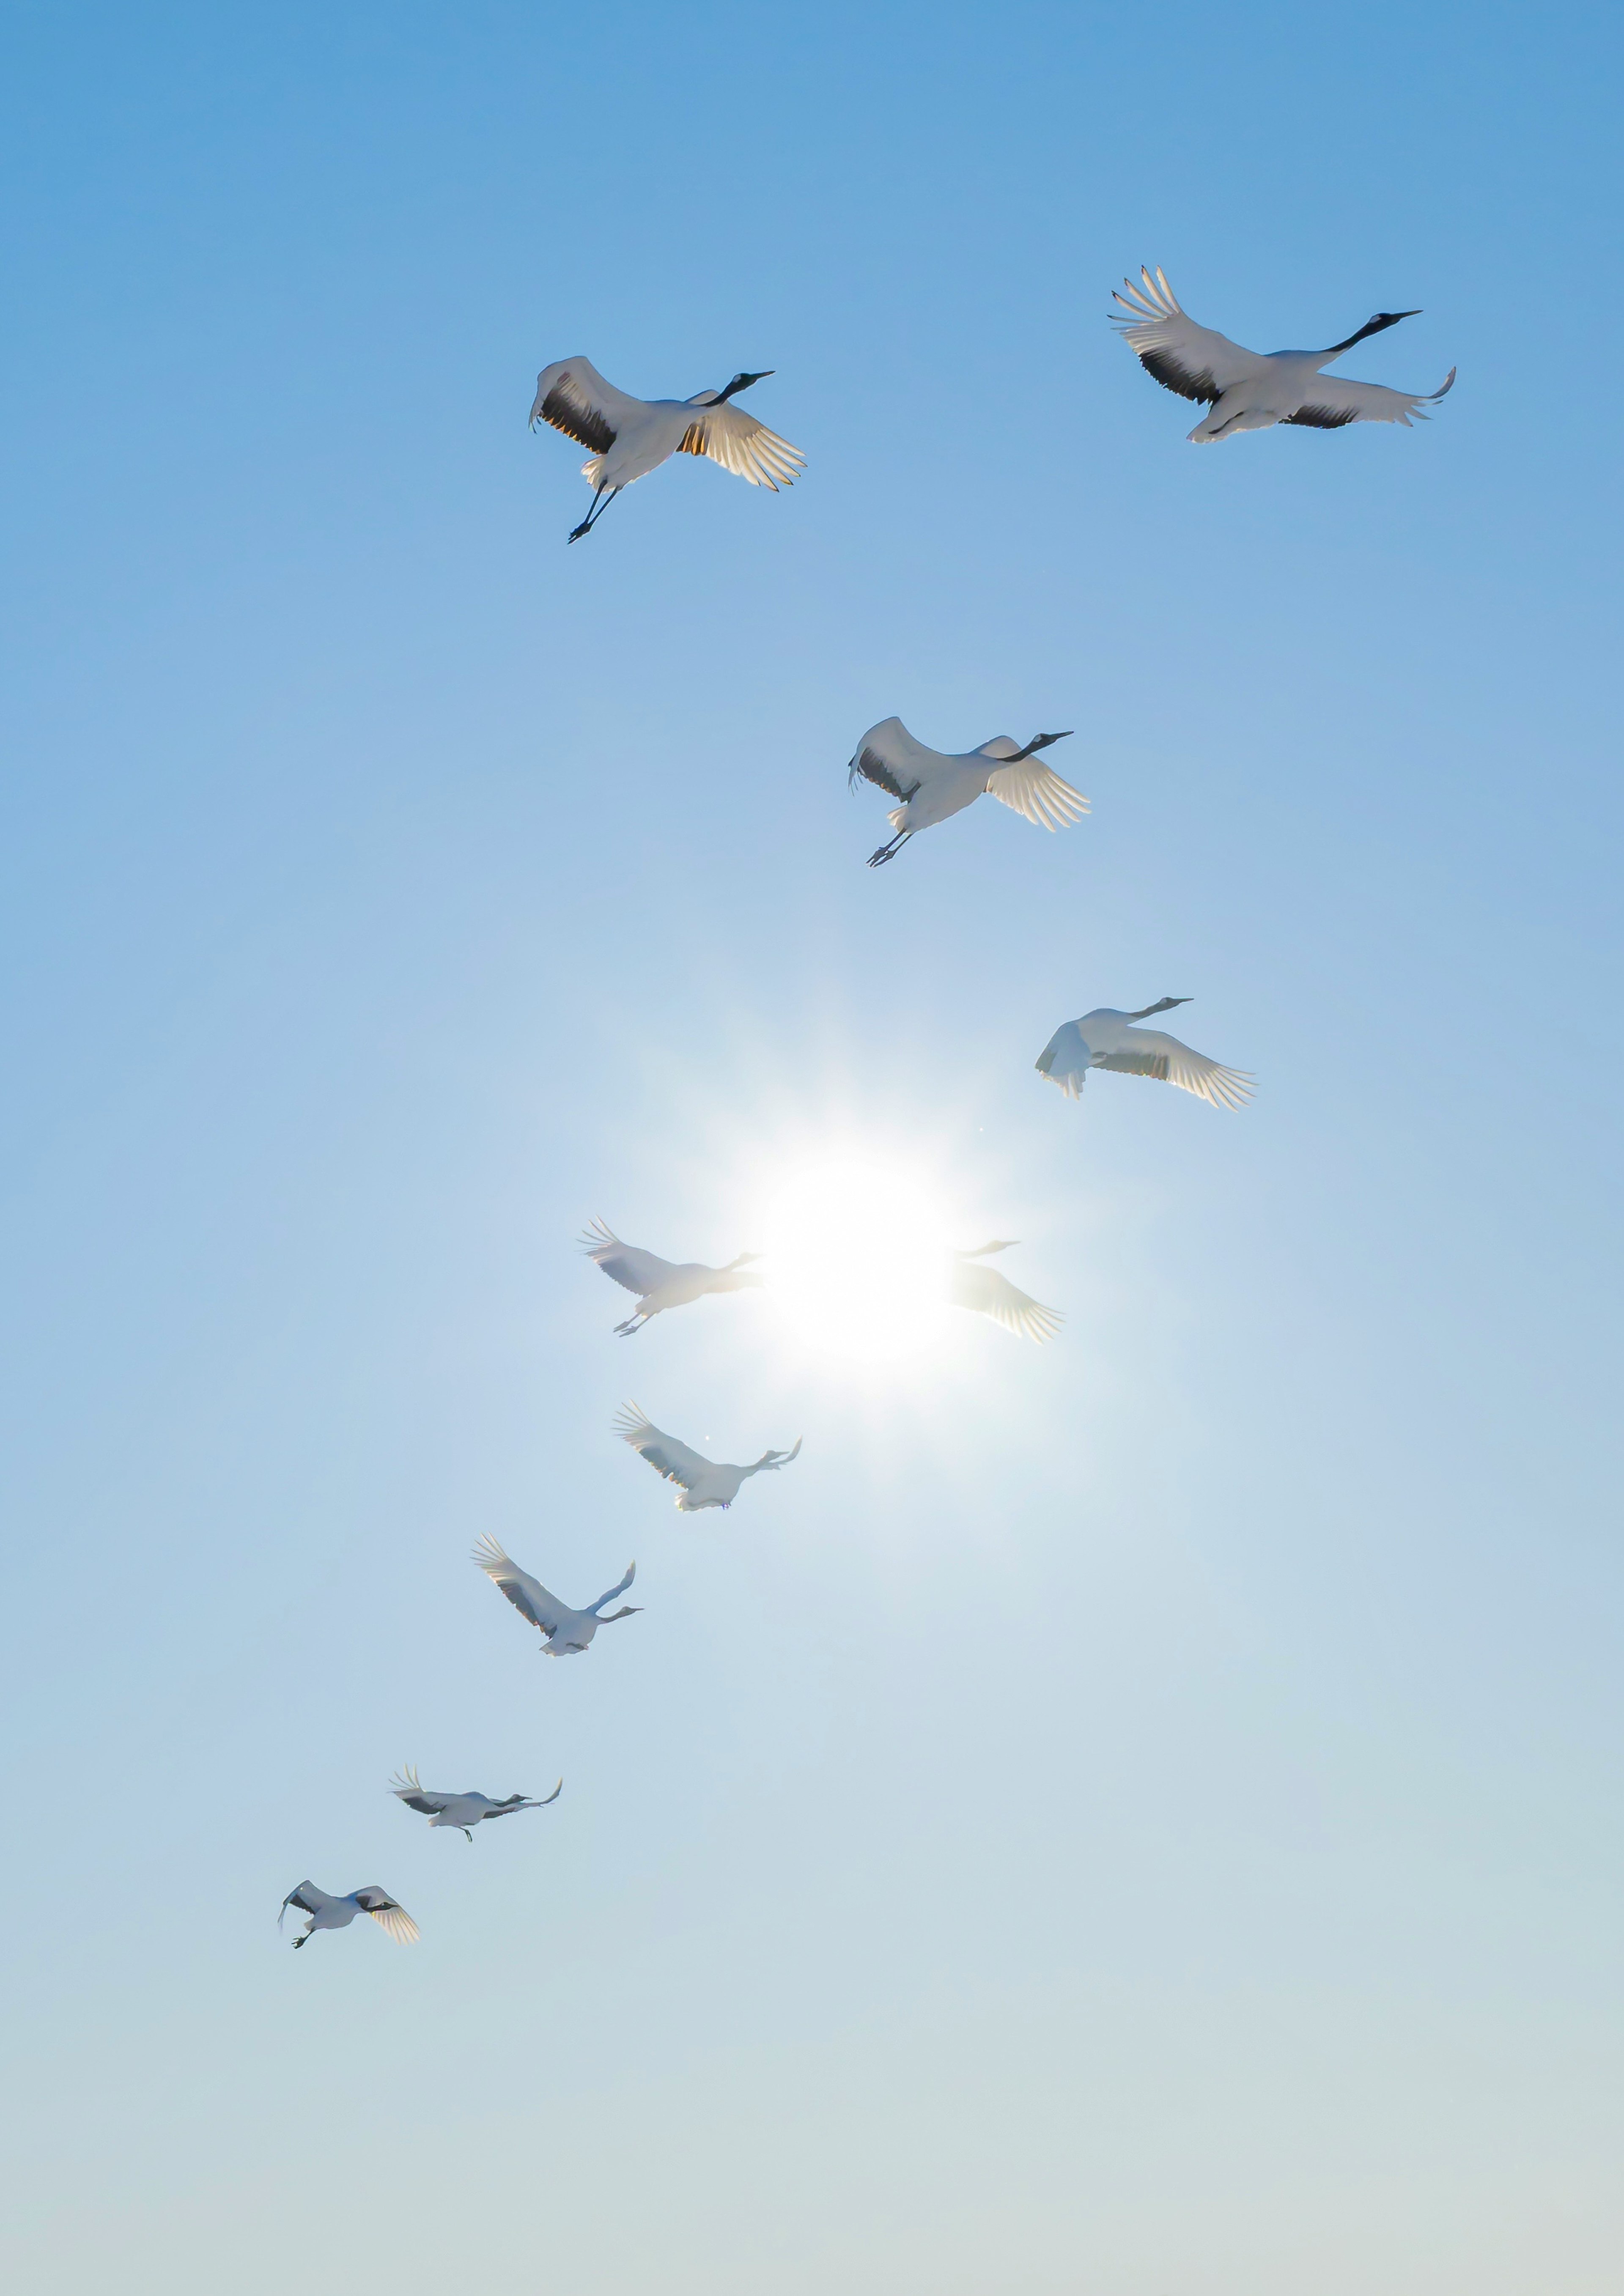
[1,4,1621,2291]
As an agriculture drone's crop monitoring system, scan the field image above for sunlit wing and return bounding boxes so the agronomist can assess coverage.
[1097,1029,1256,1108]
[279,1881,326,1925]
[580,1218,677,1296]
[676,400,805,488]
[979,1269,1064,1343]
[591,1561,637,1610]
[390,1767,451,1815]
[982,749,1089,831]
[1034,1021,1092,1098]
[354,1888,420,1944]
[1111,268,1261,403]
[1284,368,1457,429]
[529,357,643,451]
[847,717,943,800]
[472,1533,569,1635]
[613,1403,710,1490]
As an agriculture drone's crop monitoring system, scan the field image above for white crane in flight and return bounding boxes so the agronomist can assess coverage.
[278,1882,418,1948]
[847,717,1087,867]
[949,1243,1063,1343]
[529,357,805,540]
[613,1402,802,1512]
[389,1766,562,1841]
[1112,268,1456,444]
[580,1218,764,1336]
[1036,998,1254,1110]
[472,1535,641,1658]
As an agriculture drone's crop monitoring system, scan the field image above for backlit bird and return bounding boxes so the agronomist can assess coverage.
[472,1535,641,1659]
[1036,998,1254,1110]
[390,1765,562,1841]
[614,1401,802,1512]
[581,1218,764,1336]
[529,357,805,540]
[1112,267,1456,444]
[278,1881,418,1949]
[949,1243,1063,1343]
[847,717,1087,867]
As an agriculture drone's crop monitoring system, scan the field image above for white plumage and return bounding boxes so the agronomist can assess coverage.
[472,1534,641,1659]
[529,357,804,539]
[614,1402,802,1512]
[390,1765,562,1841]
[581,1217,764,1336]
[847,717,1087,867]
[278,1881,418,1948]
[948,1242,1063,1344]
[1036,998,1254,1110]
[1113,268,1456,444]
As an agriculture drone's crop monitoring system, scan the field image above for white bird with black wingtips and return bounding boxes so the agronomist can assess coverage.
[529,357,805,541]
[1036,998,1254,1110]
[580,1218,765,1336]
[278,1881,418,1949]
[614,1402,802,1513]
[949,1243,1063,1344]
[472,1536,641,1659]
[1112,268,1456,444]
[847,717,1087,868]
[390,1766,562,1841]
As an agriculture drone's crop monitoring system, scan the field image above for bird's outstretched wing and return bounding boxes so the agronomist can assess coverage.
[529,358,642,451]
[1096,1030,1256,1109]
[1284,368,1457,429]
[278,1881,325,1927]
[353,1888,420,1944]
[1111,268,1261,404]
[676,401,805,488]
[579,1218,677,1298]
[592,1561,637,1610]
[980,741,1089,832]
[1034,1021,1092,1099]
[950,1259,1064,1343]
[472,1534,569,1636]
[846,717,940,800]
[389,1766,451,1816]
[613,1402,710,1491]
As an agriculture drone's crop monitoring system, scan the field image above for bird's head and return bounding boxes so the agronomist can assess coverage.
[715,369,773,404]
[956,1239,1018,1259]
[1128,996,1191,1019]
[601,1604,642,1622]
[725,1250,762,1271]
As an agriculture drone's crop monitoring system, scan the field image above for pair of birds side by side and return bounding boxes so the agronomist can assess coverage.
[528,273,1454,543]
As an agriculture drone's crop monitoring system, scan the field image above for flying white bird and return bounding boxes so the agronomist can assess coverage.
[1036,998,1255,1110]
[949,1243,1063,1343]
[278,1881,418,1949]
[390,1765,562,1841]
[1112,268,1456,444]
[581,1218,764,1336]
[847,717,1087,867]
[472,1534,641,1658]
[613,1402,802,1512]
[529,357,805,540]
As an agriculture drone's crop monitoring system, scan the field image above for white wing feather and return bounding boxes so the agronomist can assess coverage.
[613,1402,711,1491]
[1284,369,1457,429]
[1110,268,1262,403]
[472,1534,569,1635]
[677,400,805,488]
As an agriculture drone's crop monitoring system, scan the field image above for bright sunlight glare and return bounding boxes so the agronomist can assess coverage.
[757,1154,957,1365]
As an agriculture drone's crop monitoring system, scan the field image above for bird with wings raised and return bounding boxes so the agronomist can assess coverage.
[613,1401,802,1513]
[1112,267,1456,444]
[278,1881,419,1948]
[847,716,1087,868]
[948,1243,1064,1344]
[580,1217,765,1336]
[1036,998,1255,1111]
[529,357,805,540]
[472,1534,641,1659]
[389,1765,562,1841]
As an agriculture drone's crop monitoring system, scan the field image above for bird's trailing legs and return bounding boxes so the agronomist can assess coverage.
[568,486,620,544]
[867,829,914,868]
[613,1311,648,1337]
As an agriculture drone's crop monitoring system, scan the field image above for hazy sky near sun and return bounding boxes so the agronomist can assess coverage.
[1,4,1622,2292]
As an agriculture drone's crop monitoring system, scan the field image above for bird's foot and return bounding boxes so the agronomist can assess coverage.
[567,521,592,543]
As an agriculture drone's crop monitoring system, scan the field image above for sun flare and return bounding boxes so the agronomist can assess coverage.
[757,1153,956,1365]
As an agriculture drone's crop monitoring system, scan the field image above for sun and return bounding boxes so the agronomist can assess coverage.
[755,1151,956,1366]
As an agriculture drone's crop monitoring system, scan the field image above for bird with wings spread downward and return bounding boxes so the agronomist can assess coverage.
[389,1766,562,1841]
[1036,998,1255,1110]
[472,1535,642,1659]
[580,1218,764,1336]
[1112,267,1456,444]
[614,1402,802,1513]
[529,357,805,540]
[948,1243,1064,1344]
[847,717,1088,868]
[278,1881,418,1948]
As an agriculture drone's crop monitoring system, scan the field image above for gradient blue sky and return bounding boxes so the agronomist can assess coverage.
[2,4,1621,2291]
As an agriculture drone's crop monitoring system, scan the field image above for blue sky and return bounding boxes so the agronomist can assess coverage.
[1,3,1621,2291]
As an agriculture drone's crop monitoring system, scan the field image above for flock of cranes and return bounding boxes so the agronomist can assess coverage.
[282,268,1452,1944]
